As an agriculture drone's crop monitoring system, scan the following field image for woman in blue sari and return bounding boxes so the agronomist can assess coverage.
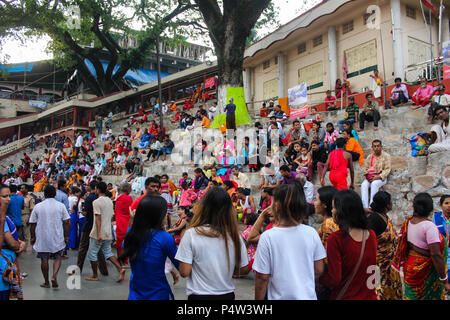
[119,195,179,300]
[432,195,450,278]
[0,184,23,300]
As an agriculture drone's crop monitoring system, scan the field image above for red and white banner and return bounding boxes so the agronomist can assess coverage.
[204,76,215,88]
[289,104,309,120]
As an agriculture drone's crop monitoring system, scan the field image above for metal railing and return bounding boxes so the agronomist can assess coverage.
[404,57,443,84]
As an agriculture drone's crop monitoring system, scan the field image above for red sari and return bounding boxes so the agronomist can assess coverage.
[115,193,133,256]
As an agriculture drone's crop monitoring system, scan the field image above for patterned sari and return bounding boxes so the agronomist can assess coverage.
[375,216,403,300]
[392,216,448,300]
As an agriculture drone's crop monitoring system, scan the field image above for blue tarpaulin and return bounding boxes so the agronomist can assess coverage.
[0,63,34,73]
[83,59,171,84]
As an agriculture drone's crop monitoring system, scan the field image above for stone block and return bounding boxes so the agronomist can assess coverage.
[442,166,450,189]
[427,151,450,177]
[390,156,408,171]
[411,175,440,193]
[428,186,450,198]
[408,156,427,176]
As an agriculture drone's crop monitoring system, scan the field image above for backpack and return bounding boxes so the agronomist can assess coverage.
[408,133,433,157]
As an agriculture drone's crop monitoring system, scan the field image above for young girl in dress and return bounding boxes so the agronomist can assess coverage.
[241,213,258,271]
[294,146,311,176]
[160,174,174,215]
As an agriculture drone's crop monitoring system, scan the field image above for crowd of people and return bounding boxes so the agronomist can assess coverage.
[0,73,449,301]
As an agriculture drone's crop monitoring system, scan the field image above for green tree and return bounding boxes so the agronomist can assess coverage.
[0,0,198,96]
[193,0,277,109]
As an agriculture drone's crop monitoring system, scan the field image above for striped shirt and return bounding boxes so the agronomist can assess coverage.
[346,103,359,120]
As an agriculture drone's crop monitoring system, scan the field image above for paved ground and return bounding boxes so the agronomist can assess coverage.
[18,248,256,300]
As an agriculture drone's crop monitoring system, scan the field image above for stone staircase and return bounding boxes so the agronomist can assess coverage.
[4,103,449,230]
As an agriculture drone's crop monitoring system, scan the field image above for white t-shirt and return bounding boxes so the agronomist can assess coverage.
[75,135,84,147]
[175,226,248,296]
[29,198,70,253]
[252,223,326,300]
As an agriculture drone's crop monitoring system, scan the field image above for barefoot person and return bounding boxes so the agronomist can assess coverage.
[86,182,125,282]
[29,185,70,289]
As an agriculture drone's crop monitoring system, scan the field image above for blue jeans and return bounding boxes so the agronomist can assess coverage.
[337,118,356,131]
[87,238,114,261]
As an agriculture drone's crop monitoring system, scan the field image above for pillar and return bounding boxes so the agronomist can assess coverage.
[244,67,253,114]
[443,13,450,44]
[391,0,404,79]
[17,125,21,140]
[277,52,285,99]
[73,107,77,126]
[328,26,337,90]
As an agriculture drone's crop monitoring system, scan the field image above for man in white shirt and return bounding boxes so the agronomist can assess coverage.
[208,102,217,120]
[29,185,70,288]
[86,182,125,282]
[429,105,450,153]
[75,132,84,157]
[390,77,409,107]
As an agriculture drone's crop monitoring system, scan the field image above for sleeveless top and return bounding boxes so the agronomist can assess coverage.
[329,149,348,174]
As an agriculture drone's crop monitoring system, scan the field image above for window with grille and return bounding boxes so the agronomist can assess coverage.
[343,20,354,34]
[298,42,306,54]
[298,61,324,90]
[344,39,378,78]
[313,35,322,47]
[406,5,416,19]
[263,60,270,69]
[408,37,431,65]
[263,78,278,100]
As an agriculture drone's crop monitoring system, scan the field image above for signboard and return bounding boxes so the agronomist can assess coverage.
[29,100,47,109]
[443,40,450,80]
[288,82,308,120]
[204,76,215,88]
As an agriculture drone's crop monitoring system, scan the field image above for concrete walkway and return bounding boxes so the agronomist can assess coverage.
[17,248,256,300]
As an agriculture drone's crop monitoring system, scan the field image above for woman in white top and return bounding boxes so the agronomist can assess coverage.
[175,187,249,300]
[253,181,327,300]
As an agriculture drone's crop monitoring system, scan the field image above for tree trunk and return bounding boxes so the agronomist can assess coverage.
[214,25,247,112]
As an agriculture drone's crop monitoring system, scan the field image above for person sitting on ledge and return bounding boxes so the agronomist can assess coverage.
[325,90,338,111]
[337,96,359,132]
[359,93,381,132]
[428,84,450,124]
[361,139,391,211]
[390,77,409,107]
[411,77,434,108]
[428,106,450,154]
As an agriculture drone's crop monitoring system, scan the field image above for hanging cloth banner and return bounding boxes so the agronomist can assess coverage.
[443,40,450,80]
[204,76,215,88]
[288,82,308,120]
[210,87,252,128]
